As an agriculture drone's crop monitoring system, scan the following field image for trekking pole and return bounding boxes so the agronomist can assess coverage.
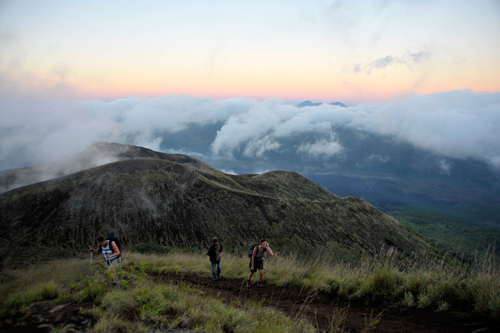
[89,246,93,278]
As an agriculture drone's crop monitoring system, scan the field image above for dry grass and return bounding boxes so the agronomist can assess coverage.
[1,246,499,332]
[125,247,500,319]
[0,256,317,332]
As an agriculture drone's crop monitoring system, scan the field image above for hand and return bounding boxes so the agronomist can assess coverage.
[251,266,254,270]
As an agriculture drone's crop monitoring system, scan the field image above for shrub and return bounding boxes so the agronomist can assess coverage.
[489,291,500,320]
[417,294,431,308]
[437,301,449,312]
[402,292,415,307]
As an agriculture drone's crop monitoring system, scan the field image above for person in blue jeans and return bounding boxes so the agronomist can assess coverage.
[207,237,223,281]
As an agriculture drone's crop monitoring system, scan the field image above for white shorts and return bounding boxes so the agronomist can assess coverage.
[107,256,122,267]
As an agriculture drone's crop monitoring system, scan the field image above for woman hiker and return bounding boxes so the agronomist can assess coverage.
[89,234,121,284]
[247,238,274,288]
[207,237,223,281]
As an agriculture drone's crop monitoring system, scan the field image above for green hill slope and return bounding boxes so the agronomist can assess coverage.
[0,151,433,269]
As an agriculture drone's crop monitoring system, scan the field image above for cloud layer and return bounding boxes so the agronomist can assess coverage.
[1,89,499,173]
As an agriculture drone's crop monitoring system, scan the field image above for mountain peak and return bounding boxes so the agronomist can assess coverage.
[329,102,347,108]
[296,100,347,108]
[296,100,323,108]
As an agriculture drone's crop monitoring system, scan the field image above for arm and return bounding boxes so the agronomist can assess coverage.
[107,241,120,258]
[89,244,101,254]
[266,245,274,256]
[251,247,257,269]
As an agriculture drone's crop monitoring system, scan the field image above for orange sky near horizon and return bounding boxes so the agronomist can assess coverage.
[1,0,499,103]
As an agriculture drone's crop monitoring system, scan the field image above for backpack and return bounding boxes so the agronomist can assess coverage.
[248,245,256,258]
[107,232,128,254]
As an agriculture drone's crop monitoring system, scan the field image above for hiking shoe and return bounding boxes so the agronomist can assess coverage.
[246,281,251,288]
[257,283,265,288]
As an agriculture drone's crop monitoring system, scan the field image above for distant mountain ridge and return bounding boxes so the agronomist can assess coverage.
[0,143,432,268]
[296,100,347,108]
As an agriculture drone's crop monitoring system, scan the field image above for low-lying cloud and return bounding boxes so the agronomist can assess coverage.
[1,88,499,176]
[297,137,343,160]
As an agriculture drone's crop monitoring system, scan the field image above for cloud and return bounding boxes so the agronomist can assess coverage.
[369,55,395,69]
[210,102,289,156]
[297,137,343,160]
[220,169,238,175]
[408,51,430,63]
[243,135,280,158]
[1,88,500,176]
[351,90,500,167]
[439,159,451,174]
[358,50,432,74]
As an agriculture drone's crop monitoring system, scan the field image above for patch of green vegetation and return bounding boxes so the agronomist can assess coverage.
[1,257,316,332]
[387,206,500,255]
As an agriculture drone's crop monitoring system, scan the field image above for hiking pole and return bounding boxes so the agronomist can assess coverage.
[89,245,93,278]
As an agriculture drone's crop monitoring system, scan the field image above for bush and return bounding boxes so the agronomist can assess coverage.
[417,294,431,308]
[133,242,161,254]
[402,292,415,307]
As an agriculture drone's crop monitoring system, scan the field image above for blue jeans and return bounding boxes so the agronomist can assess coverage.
[211,260,221,280]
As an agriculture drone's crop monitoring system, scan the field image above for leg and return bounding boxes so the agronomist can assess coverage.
[257,263,265,287]
[211,263,217,280]
[107,265,117,282]
[107,258,121,283]
[248,261,255,280]
[247,262,256,288]
[216,261,221,279]
[258,269,264,282]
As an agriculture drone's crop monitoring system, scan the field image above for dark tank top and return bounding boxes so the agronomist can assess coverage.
[254,247,266,262]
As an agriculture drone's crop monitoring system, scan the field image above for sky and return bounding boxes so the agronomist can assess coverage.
[0,0,500,175]
[1,0,499,102]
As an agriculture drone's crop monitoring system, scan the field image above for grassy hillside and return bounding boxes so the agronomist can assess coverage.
[0,142,221,193]
[1,249,499,332]
[1,156,432,269]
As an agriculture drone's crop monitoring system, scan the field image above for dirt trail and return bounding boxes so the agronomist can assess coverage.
[2,272,499,332]
[157,272,500,333]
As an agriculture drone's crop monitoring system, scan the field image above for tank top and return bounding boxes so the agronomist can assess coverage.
[101,241,119,261]
[254,247,266,262]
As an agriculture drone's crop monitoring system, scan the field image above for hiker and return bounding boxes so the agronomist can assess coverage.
[247,238,274,288]
[89,234,121,283]
[207,237,223,281]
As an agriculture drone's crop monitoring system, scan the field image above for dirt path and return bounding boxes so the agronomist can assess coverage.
[2,272,499,332]
[156,272,500,333]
